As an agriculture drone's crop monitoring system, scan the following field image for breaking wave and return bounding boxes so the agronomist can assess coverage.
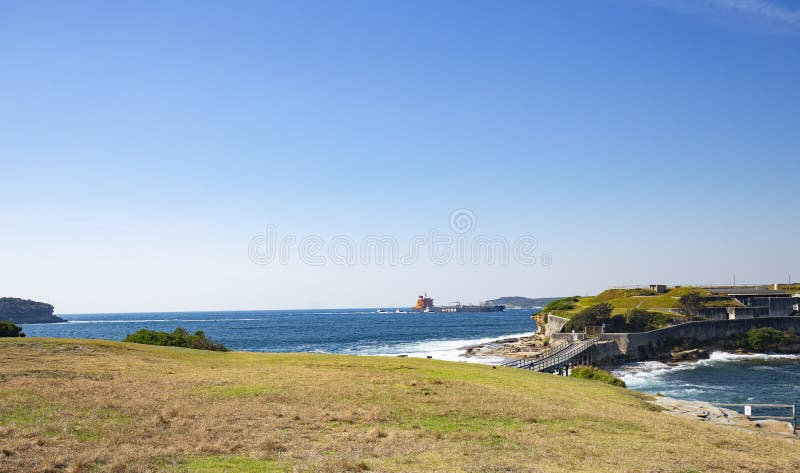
[343,331,533,365]
[613,351,800,403]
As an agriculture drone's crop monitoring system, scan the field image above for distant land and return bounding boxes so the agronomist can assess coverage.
[0,297,65,324]
[483,296,562,309]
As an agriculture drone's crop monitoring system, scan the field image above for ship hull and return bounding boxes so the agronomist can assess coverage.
[437,305,505,313]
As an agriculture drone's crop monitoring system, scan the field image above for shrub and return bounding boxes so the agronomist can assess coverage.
[624,309,671,332]
[0,321,25,337]
[542,296,580,313]
[564,304,674,334]
[744,327,784,351]
[123,327,229,351]
[570,366,626,388]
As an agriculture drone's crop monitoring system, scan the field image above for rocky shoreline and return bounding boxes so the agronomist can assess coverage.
[462,329,800,364]
[462,336,797,438]
[462,333,545,361]
[650,395,796,437]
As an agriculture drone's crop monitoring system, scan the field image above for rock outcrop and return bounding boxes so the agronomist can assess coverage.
[670,348,710,361]
[0,298,65,324]
[650,395,795,436]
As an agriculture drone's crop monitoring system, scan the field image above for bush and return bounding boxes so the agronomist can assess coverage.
[123,328,229,351]
[570,366,626,388]
[624,309,671,332]
[541,296,580,313]
[744,327,785,351]
[563,303,614,332]
[564,304,674,334]
[0,321,25,337]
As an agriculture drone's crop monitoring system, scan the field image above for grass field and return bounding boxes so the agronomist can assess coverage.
[546,287,716,318]
[1,338,799,472]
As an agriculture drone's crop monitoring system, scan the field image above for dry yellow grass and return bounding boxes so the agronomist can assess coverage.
[1,338,798,472]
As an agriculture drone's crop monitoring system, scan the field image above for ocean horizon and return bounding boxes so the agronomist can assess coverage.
[23,308,800,410]
[21,308,539,364]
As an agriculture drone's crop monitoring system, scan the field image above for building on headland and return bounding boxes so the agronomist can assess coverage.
[700,287,799,320]
[649,284,668,294]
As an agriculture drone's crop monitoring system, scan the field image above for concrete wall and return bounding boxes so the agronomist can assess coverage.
[698,307,728,320]
[770,298,796,317]
[727,307,769,319]
[726,298,797,319]
[551,332,584,343]
[598,316,800,362]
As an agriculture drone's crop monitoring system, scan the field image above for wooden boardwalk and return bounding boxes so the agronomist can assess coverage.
[501,338,601,373]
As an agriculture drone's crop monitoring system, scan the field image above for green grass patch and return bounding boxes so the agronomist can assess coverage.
[194,384,279,399]
[167,455,291,473]
[400,413,524,433]
[0,389,134,441]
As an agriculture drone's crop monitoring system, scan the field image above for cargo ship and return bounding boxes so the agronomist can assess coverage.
[413,294,505,313]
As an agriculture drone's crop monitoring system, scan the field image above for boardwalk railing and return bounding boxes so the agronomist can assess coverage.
[502,338,602,372]
[714,403,797,434]
[501,341,573,369]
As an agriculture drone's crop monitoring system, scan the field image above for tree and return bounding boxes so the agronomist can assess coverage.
[564,303,614,332]
[678,292,705,318]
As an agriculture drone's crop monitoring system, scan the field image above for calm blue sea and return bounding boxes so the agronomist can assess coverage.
[21,310,800,409]
[20,308,538,364]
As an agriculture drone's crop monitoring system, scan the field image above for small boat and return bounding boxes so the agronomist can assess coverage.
[376,308,387,314]
[423,307,432,313]
[395,308,405,314]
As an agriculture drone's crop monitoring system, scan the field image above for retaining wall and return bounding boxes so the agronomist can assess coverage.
[597,316,800,362]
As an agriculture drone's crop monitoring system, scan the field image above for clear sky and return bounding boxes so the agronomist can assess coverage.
[2,0,799,313]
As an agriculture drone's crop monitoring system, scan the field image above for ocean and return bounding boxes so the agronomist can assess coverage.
[614,352,800,410]
[21,310,800,409]
[20,308,537,364]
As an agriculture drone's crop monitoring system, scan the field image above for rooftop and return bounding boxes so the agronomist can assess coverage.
[705,287,791,297]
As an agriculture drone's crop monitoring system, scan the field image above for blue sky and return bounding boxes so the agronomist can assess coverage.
[2,0,799,313]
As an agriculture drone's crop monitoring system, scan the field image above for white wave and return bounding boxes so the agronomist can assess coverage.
[706,351,800,362]
[346,331,534,365]
[613,351,800,392]
[65,318,260,324]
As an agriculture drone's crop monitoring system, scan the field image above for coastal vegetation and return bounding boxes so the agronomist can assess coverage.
[663,328,800,358]
[569,366,626,388]
[123,328,229,352]
[0,321,25,337]
[733,327,791,352]
[540,296,580,313]
[563,304,671,333]
[544,287,708,320]
[540,287,768,332]
[2,338,799,472]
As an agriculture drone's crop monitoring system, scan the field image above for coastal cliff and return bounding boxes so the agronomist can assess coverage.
[0,297,65,324]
